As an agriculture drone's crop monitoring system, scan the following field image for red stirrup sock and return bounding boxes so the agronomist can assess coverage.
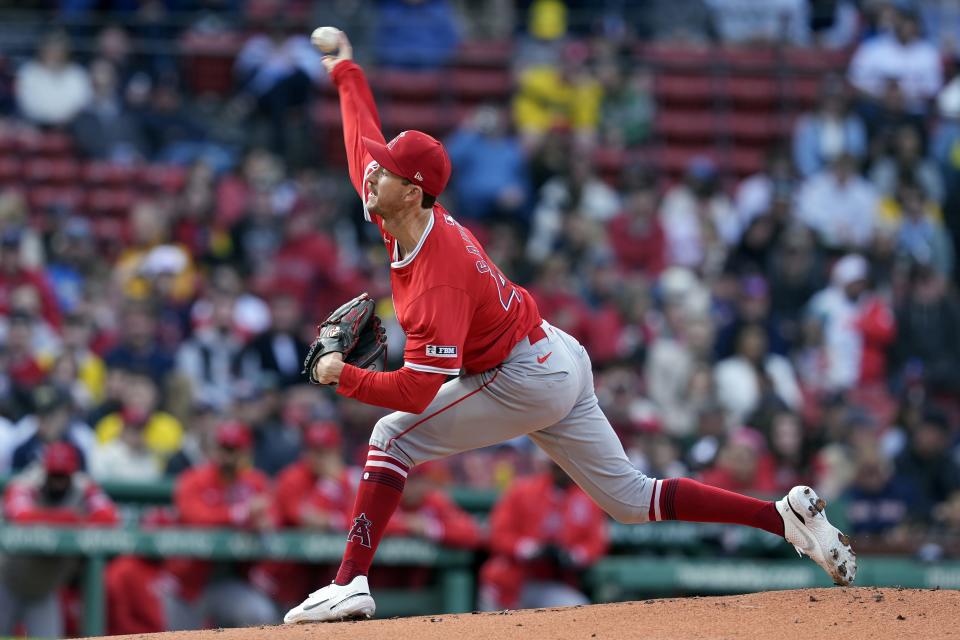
[334,446,409,585]
[647,477,784,537]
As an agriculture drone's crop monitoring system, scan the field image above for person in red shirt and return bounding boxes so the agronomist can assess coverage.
[285,31,856,624]
[480,463,608,610]
[606,171,667,277]
[0,229,62,330]
[167,421,278,629]
[254,422,356,607]
[0,442,118,638]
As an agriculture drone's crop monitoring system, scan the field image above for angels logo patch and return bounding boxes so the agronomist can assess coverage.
[426,345,458,358]
[347,513,373,548]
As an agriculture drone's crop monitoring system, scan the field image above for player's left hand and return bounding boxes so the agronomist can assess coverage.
[313,352,345,385]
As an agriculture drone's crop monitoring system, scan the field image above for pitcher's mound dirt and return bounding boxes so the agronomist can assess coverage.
[94,587,959,640]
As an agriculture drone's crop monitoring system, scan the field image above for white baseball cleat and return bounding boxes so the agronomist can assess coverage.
[777,485,856,586]
[283,575,376,623]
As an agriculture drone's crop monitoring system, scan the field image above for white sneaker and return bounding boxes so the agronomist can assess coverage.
[283,575,376,623]
[777,485,856,586]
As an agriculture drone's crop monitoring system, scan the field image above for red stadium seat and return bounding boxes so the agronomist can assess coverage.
[383,104,455,137]
[783,47,851,74]
[455,40,513,68]
[373,70,445,101]
[638,43,716,70]
[141,165,187,193]
[86,187,138,217]
[0,157,19,185]
[83,161,141,187]
[450,69,512,101]
[726,76,779,108]
[656,111,718,143]
[23,158,81,184]
[719,47,778,73]
[654,75,716,107]
[27,186,85,211]
[19,130,73,157]
[179,30,243,97]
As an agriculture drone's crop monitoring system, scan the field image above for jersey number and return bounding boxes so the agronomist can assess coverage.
[476,260,519,312]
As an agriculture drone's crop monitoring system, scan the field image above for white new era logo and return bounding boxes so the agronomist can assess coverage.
[414,172,423,181]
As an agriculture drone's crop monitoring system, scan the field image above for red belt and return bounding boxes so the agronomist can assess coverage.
[527,324,547,345]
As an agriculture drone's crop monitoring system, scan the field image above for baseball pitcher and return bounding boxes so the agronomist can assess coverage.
[284,30,856,624]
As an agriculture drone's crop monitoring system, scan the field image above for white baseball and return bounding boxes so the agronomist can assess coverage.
[311,26,341,53]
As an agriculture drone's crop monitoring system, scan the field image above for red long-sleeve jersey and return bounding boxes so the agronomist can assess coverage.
[105,556,171,635]
[167,463,277,601]
[329,61,542,414]
[480,473,609,608]
[385,489,483,548]
[274,461,354,530]
[3,471,118,526]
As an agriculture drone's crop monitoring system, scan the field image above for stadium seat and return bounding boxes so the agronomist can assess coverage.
[141,165,188,193]
[86,187,138,217]
[179,30,243,97]
[783,47,851,74]
[637,43,716,71]
[27,186,85,212]
[23,158,81,184]
[19,130,73,157]
[654,75,716,107]
[726,77,779,108]
[656,111,718,143]
[0,157,19,185]
[450,69,513,102]
[384,104,455,137]
[373,70,445,101]
[83,162,141,187]
[719,47,778,73]
[455,40,513,68]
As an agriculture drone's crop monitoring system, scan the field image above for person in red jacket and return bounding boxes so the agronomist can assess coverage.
[479,462,608,610]
[166,421,278,629]
[0,442,118,638]
[253,422,356,607]
[606,172,667,277]
[105,507,180,635]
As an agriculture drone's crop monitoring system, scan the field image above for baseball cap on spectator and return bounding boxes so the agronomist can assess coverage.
[362,130,452,197]
[43,442,80,475]
[831,254,868,287]
[32,384,71,415]
[140,245,188,276]
[304,421,342,450]
[215,420,252,450]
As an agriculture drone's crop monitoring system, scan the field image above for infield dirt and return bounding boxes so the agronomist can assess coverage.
[88,587,957,640]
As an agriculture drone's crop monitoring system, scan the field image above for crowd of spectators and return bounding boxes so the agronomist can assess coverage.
[0,0,959,634]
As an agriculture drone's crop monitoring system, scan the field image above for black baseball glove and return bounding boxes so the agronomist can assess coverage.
[303,292,387,384]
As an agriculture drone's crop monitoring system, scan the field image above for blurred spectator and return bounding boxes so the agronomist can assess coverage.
[236,290,309,390]
[15,30,91,127]
[700,427,778,494]
[375,0,460,68]
[793,76,869,178]
[705,0,810,45]
[809,0,861,48]
[766,411,813,493]
[892,265,960,394]
[714,323,802,428]
[256,422,354,607]
[643,0,714,44]
[105,509,180,635]
[0,190,44,270]
[44,216,98,316]
[714,275,789,359]
[92,369,183,480]
[2,310,48,407]
[660,157,738,272]
[167,421,277,628]
[893,407,960,522]
[806,254,885,392]
[735,146,798,230]
[606,171,666,277]
[480,462,608,610]
[920,0,960,58]
[513,44,603,149]
[71,59,147,162]
[104,301,176,382]
[176,291,244,411]
[849,6,943,116]
[597,63,654,149]
[9,383,91,474]
[870,123,944,203]
[445,105,530,223]
[0,228,63,331]
[0,442,118,639]
[233,22,323,156]
[165,401,220,476]
[796,154,878,250]
[526,156,618,265]
[843,441,913,536]
[891,182,954,277]
[767,227,826,344]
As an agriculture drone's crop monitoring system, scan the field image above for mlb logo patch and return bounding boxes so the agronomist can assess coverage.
[426,345,458,358]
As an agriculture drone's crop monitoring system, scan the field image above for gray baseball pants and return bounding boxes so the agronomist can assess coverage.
[371,321,655,524]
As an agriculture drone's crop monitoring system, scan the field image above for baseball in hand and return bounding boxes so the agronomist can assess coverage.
[311,26,341,53]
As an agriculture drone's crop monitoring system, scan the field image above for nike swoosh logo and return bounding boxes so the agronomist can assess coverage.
[303,598,330,611]
[537,352,553,364]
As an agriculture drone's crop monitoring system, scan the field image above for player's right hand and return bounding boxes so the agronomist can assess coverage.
[321,31,353,73]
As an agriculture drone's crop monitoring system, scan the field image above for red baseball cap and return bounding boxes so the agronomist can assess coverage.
[215,420,252,450]
[363,130,452,197]
[43,442,80,475]
[304,421,343,450]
